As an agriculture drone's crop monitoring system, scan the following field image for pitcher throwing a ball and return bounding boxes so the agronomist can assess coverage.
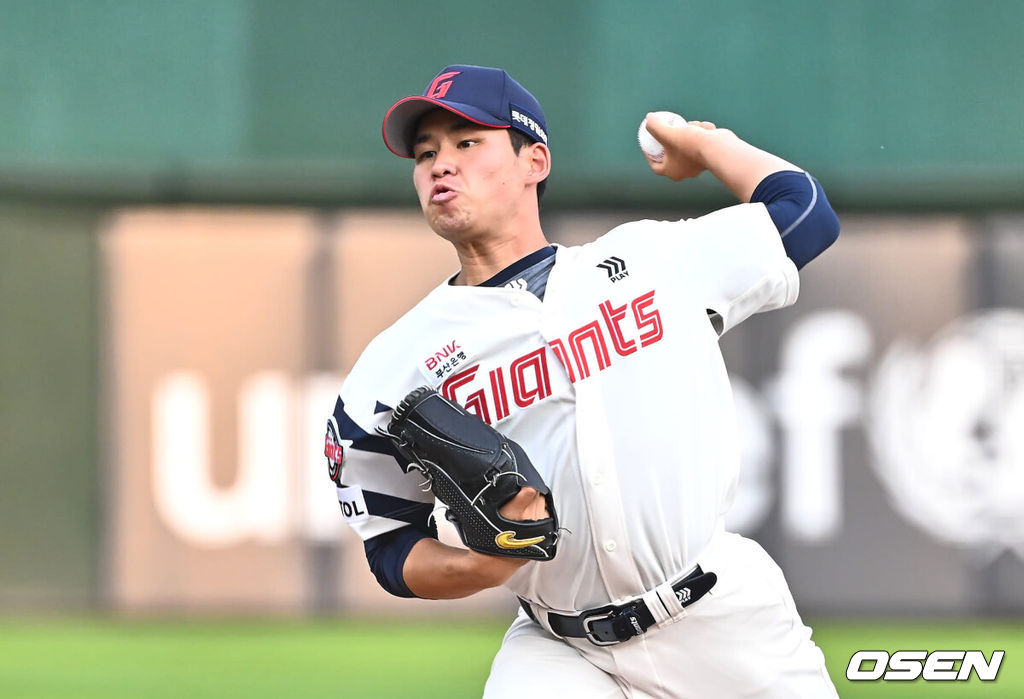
[325,64,840,697]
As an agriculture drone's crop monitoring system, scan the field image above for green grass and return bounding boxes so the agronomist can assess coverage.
[0,617,1021,697]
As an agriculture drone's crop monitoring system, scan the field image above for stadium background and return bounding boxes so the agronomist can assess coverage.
[2,1,1022,695]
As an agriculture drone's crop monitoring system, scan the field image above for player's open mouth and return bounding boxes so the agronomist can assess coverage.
[430,185,457,204]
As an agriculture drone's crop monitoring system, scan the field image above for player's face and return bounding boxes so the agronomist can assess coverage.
[411,109,532,242]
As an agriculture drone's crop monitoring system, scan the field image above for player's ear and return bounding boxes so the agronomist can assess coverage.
[524,142,551,185]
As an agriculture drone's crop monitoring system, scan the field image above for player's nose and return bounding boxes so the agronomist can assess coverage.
[431,144,457,177]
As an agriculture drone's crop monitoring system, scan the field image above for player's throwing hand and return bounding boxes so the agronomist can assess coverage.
[643,113,720,181]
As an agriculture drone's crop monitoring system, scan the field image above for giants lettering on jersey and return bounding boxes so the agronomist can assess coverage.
[441,290,663,423]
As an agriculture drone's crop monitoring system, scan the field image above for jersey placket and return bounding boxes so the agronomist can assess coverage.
[540,248,646,604]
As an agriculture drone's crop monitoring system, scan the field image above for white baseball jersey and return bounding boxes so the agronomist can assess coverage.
[331,202,798,613]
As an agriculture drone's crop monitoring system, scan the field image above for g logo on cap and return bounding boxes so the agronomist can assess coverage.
[427,71,461,99]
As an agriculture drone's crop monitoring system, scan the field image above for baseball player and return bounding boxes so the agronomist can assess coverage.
[325,64,840,697]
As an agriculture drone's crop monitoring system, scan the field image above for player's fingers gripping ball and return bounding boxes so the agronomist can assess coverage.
[637,111,687,162]
[380,387,560,561]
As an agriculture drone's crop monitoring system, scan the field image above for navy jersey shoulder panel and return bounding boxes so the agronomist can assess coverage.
[750,170,839,270]
[364,522,437,598]
[332,396,402,460]
[360,489,435,526]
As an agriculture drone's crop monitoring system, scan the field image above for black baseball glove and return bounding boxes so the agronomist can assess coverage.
[378,386,559,561]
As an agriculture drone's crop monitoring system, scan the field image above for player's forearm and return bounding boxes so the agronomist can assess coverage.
[695,129,802,202]
[402,537,527,599]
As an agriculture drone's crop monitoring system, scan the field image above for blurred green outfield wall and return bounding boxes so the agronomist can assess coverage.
[0,203,101,607]
[0,0,1021,207]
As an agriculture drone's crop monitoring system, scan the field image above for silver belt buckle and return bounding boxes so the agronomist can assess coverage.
[582,610,620,646]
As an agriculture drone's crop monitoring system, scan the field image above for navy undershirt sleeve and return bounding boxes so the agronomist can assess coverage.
[749,170,839,269]
[364,523,436,598]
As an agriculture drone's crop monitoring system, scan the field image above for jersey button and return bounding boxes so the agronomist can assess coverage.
[592,473,604,486]
[511,297,521,307]
[604,540,616,552]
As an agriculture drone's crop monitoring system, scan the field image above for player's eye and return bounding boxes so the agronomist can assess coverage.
[458,139,477,149]
[414,149,436,163]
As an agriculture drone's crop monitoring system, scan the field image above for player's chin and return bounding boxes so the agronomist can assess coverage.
[427,211,472,240]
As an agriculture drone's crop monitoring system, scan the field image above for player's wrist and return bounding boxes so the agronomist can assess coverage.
[692,127,736,173]
[402,539,524,598]
[464,548,529,584]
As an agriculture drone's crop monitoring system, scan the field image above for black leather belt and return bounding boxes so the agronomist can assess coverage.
[519,566,717,646]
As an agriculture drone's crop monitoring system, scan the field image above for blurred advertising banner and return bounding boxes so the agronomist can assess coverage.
[102,209,1024,615]
[719,214,1024,615]
[101,209,509,614]
[103,210,316,612]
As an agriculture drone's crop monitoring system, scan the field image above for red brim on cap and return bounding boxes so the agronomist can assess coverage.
[381,96,510,158]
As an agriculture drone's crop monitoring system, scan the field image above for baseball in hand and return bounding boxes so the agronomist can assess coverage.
[638,111,686,162]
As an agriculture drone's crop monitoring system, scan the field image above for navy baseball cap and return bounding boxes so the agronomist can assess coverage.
[382,64,548,158]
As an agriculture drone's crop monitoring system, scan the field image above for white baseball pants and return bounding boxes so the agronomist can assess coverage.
[484,531,838,698]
